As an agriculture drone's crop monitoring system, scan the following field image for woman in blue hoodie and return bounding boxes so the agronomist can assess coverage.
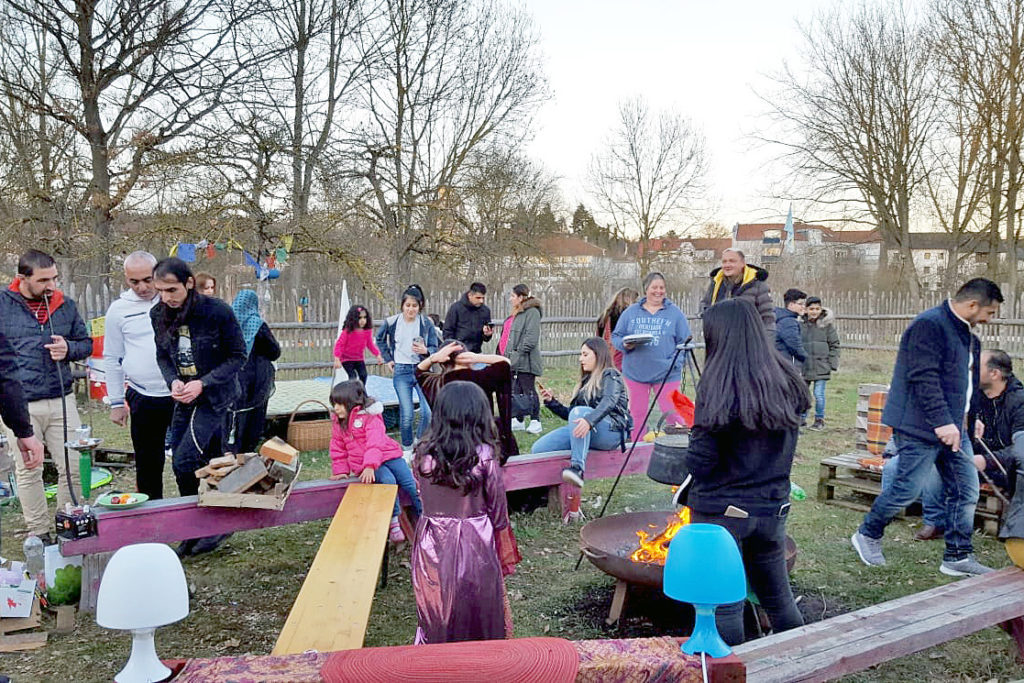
[611,272,691,441]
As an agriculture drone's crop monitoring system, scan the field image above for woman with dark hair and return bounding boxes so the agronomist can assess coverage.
[684,297,809,645]
[501,284,543,433]
[194,272,217,298]
[411,381,520,643]
[151,257,247,556]
[230,289,280,452]
[532,337,631,490]
[597,287,639,371]
[375,285,440,455]
[612,272,691,440]
[415,340,519,459]
[333,304,381,384]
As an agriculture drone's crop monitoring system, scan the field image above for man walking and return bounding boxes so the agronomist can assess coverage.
[104,251,174,499]
[774,289,808,365]
[699,248,775,329]
[0,250,92,540]
[443,282,493,353]
[852,278,1002,576]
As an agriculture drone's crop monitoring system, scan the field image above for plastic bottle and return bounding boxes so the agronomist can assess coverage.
[22,535,45,590]
[790,481,807,501]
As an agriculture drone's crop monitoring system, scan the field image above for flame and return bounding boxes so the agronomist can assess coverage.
[629,507,691,564]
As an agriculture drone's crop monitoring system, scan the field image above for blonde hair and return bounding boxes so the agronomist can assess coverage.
[573,337,614,403]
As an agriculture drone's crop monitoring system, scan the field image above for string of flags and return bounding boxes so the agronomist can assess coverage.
[169,236,293,281]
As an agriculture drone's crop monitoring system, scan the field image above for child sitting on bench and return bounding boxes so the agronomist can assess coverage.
[329,380,422,543]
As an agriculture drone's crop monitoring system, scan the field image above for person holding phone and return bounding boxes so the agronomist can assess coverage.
[443,282,493,353]
[376,285,440,457]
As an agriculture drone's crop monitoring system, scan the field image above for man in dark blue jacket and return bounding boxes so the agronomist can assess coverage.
[774,288,807,364]
[852,278,1002,577]
[0,249,92,540]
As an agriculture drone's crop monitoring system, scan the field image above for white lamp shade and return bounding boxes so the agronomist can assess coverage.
[96,543,189,630]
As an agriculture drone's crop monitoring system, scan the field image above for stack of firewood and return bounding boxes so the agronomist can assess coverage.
[195,437,300,495]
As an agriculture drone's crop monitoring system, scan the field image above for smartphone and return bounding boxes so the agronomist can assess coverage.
[412,336,424,345]
[536,381,546,390]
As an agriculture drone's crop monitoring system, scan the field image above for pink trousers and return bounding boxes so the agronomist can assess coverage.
[624,377,683,441]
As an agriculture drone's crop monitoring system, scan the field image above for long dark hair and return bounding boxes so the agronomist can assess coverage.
[414,381,499,494]
[574,337,614,402]
[597,287,639,336]
[153,257,196,340]
[342,305,372,332]
[695,298,810,431]
[330,380,376,432]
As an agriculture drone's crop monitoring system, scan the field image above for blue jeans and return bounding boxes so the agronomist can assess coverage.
[860,431,979,561]
[529,406,624,472]
[691,509,804,646]
[807,380,827,420]
[375,458,423,518]
[393,363,431,448]
[881,456,947,529]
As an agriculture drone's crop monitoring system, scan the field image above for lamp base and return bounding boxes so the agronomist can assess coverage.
[681,604,733,659]
[116,627,171,683]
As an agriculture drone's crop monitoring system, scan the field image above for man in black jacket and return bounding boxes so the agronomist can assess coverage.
[0,330,45,481]
[0,249,92,540]
[151,258,246,556]
[442,282,493,353]
[974,350,1024,493]
[774,288,807,364]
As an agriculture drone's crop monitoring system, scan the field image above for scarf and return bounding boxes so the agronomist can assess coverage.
[155,289,197,342]
[232,289,264,356]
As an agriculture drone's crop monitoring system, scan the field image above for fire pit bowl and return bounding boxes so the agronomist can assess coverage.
[579,510,798,588]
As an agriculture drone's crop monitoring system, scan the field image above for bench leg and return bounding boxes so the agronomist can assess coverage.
[79,551,114,614]
[606,579,628,626]
[817,463,836,502]
[999,616,1024,659]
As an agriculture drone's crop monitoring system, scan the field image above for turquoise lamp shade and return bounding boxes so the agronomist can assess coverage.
[663,523,746,658]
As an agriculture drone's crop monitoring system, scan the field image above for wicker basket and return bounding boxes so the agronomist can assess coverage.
[286,399,333,452]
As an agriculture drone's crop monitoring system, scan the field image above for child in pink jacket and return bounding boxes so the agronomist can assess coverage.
[333,305,382,385]
[329,379,422,542]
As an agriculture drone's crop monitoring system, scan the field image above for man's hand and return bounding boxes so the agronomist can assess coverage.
[173,380,203,404]
[17,435,44,469]
[44,334,68,361]
[110,405,129,427]
[359,467,375,484]
[482,324,493,335]
[974,419,985,441]
[572,418,591,439]
[935,423,961,451]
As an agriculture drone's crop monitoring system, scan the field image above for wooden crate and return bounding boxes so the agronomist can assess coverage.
[198,464,301,510]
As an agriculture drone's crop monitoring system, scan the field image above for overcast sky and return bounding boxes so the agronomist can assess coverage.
[521,0,827,231]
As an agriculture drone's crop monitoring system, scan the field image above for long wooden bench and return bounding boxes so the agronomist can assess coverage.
[734,566,1024,682]
[273,483,395,655]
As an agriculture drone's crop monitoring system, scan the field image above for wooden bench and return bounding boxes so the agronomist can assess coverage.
[734,566,1024,682]
[273,483,396,655]
[818,384,1003,533]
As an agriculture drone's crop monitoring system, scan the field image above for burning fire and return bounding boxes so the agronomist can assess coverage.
[630,506,691,564]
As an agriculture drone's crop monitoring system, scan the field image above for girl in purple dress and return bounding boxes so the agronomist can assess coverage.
[411,381,520,644]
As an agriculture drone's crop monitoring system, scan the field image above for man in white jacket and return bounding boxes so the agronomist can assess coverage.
[104,251,174,498]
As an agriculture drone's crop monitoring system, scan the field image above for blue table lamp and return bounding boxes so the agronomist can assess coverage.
[663,523,747,658]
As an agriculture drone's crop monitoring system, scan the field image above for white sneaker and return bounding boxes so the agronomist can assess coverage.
[402,448,413,465]
[526,419,543,434]
[511,418,526,431]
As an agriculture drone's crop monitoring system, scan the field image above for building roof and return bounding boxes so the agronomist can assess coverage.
[825,229,882,245]
[686,238,733,257]
[539,235,605,258]
[735,223,820,242]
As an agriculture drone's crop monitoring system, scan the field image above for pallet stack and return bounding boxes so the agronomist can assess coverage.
[196,438,301,509]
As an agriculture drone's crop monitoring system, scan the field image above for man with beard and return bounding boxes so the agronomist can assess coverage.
[151,257,246,556]
[443,282,493,353]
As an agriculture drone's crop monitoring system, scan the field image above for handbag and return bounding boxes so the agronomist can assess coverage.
[510,372,534,415]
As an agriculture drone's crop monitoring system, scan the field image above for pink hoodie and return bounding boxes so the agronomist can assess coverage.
[333,328,381,362]
[329,403,403,476]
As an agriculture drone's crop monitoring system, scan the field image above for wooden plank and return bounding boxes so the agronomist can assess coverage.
[502,442,653,490]
[273,483,396,655]
[54,606,75,634]
[0,631,47,652]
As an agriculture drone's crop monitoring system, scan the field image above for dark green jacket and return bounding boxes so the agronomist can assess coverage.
[505,297,542,376]
[800,309,840,381]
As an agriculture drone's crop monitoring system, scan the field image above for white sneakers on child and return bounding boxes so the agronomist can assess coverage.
[511,418,525,431]
[526,419,542,434]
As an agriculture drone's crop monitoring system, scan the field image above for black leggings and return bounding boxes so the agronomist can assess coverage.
[513,371,540,420]
[342,360,368,385]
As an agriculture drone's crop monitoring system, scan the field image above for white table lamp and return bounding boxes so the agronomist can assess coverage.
[96,543,190,683]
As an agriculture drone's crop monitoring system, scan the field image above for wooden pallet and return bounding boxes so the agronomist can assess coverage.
[273,483,396,655]
[735,566,1024,682]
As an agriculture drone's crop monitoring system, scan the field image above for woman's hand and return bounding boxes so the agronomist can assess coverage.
[329,472,349,480]
[539,387,554,402]
[623,341,637,351]
[572,418,592,439]
[386,361,395,373]
[333,358,341,369]
[359,467,376,484]
[411,340,428,355]
[432,341,462,364]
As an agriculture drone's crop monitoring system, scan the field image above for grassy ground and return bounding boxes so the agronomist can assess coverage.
[1,351,1022,681]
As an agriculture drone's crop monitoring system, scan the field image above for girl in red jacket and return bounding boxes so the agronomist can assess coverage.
[333,305,382,385]
[329,380,421,542]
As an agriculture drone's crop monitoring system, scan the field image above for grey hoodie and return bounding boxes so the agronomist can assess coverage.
[103,288,170,403]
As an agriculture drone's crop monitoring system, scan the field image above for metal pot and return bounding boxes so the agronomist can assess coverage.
[646,433,690,485]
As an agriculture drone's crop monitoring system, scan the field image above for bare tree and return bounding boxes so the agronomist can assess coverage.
[587,97,708,274]
[355,0,548,291]
[761,2,935,298]
[0,0,263,277]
